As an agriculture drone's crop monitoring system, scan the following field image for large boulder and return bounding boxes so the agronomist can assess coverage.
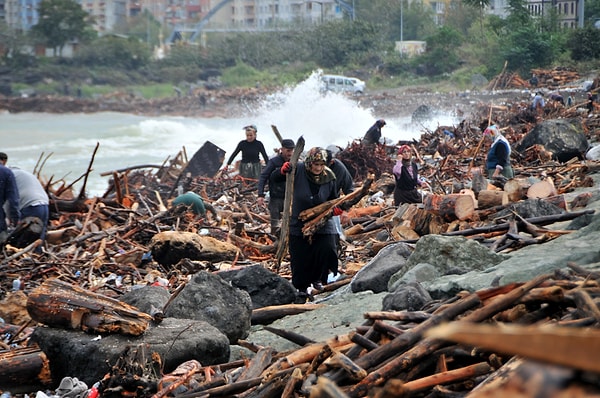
[30,318,229,387]
[217,265,300,309]
[515,119,589,162]
[350,242,414,293]
[388,235,507,292]
[164,270,252,343]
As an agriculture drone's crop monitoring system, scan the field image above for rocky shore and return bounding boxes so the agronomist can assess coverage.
[2,77,600,396]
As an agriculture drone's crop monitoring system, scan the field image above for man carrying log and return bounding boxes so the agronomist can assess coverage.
[257,138,296,235]
[274,147,340,296]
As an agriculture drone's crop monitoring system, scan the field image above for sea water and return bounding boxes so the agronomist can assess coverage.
[0,74,459,196]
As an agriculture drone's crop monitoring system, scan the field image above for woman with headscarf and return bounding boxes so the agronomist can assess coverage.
[484,124,513,179]
[275,147,340,295]
[393,145,427,206]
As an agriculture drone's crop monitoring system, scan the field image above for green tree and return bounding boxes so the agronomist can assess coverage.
[585,0,600,25]
[75,36,150,69]
[497,0,553,73]
[415,25,463,76]
[31,0,93,56]
[461,0,491,45]
[568,26,600,60]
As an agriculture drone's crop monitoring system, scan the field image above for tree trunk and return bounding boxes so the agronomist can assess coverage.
[27,278,153,336]
[424,193,475,221]
[477,190,509,209]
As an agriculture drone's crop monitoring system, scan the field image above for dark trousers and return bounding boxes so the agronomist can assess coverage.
[21,204,49,241]
[268,197,285,235]
[289,233,338,292]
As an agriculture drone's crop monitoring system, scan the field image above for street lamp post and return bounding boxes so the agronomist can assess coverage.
[400,0,404,58]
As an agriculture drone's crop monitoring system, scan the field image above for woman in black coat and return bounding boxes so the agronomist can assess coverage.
[275,147,340,295]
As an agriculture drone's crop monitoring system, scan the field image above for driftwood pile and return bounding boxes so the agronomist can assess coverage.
[23,269,599,398]
[485,67,581,90]
[2,73,600,396]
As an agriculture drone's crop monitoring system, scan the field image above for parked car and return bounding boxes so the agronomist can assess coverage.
[321,74,365,95]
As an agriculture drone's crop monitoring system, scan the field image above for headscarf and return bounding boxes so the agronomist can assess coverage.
[398,144,411,155]
[304,147,335,185]
[484,125,511,156]
[483,125,500,137]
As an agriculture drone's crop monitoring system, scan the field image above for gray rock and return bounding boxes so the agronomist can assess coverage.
[391,262,441,287]
[424,210,600,298]
[244,288,387,353]
[217,265,300,309]
[382,282,432,311]
[120,285,171,316]
[388,235,507,291]
[165,270,252,343]
[30,317,229,386]
[350,242,413,293]
[515,119,589,162]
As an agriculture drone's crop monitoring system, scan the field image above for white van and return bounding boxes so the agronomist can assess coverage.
[321,74,366,94]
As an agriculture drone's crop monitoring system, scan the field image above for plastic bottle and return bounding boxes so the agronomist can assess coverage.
[87,383,100,398]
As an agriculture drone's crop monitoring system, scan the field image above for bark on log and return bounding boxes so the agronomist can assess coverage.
[0,346,52,388]
[423,193,475,221]
[276,136,305,268]
[27,278,152,336]
[300,175,374,237]
[443,209,594,237]
[477,190,508,209]
[251,303,325,325]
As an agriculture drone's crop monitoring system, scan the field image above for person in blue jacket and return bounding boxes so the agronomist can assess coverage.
[276,147,340,295]
[484,124,514,179]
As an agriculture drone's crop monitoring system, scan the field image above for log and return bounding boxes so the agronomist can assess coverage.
[386,362,493,395]
[423,193,475,221]
[251,303,325,325]
[26,278,152,336]
[470,168,488,195]
[237,347,274,382]
[0,346,52,388]
[276,136,305,269]
[300,175,374,237]
[443,209,595,237]
[527,179,557,199]
[392,203,442,236]
[503,178,532,202]
[263,326,316,346]
[477,190,508,209]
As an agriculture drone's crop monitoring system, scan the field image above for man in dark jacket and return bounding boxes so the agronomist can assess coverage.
[362,119,386,147]
[257,139,295,235]
[326,148,354,195]
[0,152,20,244]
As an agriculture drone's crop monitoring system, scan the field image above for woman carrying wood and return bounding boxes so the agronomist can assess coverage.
[393,145,428,206]
[275,147,340,296]
[484,124,514,179]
